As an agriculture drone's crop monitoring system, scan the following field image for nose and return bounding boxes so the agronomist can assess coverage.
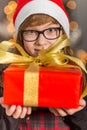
[36,33,47,46]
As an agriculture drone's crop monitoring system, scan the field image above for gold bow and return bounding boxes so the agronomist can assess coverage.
[0,35,86,72]
[0,35,87,97]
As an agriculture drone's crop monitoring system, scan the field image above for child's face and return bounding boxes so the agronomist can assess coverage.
[22,22,63,57]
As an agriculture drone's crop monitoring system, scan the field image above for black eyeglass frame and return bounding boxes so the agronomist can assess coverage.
[21,26,63,42]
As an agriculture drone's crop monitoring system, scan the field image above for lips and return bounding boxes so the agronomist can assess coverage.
[34,49,40,55]
[34,46,43,52]
[33,48,41,57]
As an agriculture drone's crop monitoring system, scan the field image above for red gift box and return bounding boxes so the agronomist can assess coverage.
[3,64,83,108]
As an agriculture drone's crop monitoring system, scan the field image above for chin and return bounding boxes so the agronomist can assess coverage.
[31,53,38,57]
[28,51,39,57]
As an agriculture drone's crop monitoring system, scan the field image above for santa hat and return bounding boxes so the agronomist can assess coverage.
[13,0,70,38]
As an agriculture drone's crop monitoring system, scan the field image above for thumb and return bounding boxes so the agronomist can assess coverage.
[79,99,86,107]
[0,97,7,108]
[0,97,3,104]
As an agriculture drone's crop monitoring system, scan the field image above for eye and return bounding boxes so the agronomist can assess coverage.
[24,30,38,37]
[27,30,36,34]
[47,28,56,32]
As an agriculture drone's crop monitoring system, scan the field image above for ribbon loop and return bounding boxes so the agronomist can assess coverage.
[0,34,86,73]
[0,34,87,97]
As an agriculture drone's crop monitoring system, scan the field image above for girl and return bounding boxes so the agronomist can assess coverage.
[0,0,87,130]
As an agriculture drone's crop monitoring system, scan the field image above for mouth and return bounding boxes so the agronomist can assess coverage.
[34,46,43,53]
[34,48,41,57]
[34,46,44,56]
[35,48,41,52]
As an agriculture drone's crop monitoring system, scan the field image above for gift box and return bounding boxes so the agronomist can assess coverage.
[3,64,83,108]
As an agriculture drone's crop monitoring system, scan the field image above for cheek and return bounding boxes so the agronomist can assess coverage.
[49,40,57,46]
[43,40,57,50]
[23,42,33,52]
[24,41,33,49]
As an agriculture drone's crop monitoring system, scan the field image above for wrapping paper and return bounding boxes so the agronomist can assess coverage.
[3,64,83,108]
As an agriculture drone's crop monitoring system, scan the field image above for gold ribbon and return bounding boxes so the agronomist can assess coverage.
[24,63,39,106]
[0,35,87,98]
[0,35,86,72]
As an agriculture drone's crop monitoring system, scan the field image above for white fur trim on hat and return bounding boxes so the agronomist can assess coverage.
[15,0,70,38]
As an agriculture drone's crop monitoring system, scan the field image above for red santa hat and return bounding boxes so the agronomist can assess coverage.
[13,0,70,38]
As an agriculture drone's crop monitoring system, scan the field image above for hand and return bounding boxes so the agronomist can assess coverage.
[0,97,3,104]
[0,97,32,119]
[5,105,32,119]
[49,98,86,117]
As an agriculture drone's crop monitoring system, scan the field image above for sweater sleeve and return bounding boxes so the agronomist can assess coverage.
[65,96,87,130]
[0,105,21,130]
[0,64,21,130]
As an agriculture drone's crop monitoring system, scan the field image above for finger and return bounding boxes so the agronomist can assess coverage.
[79,99,86,107]
[0,97,3,104]
[27,107,32,115]
[20,107,27,118]
[0,97,10,108]
[64,99,86,115]
[64,108,80,115]
[0,97,6,108]
[6,105,16,116]
[1,103,8,108]
[13,106,22,119]
[56,108,68,117]
[49,108,60,116]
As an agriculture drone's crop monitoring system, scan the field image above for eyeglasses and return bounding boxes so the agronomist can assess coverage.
[21,26,62,42]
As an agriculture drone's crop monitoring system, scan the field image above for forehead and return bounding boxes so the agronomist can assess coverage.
[25,22,61,31]
[20,14,60,30]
